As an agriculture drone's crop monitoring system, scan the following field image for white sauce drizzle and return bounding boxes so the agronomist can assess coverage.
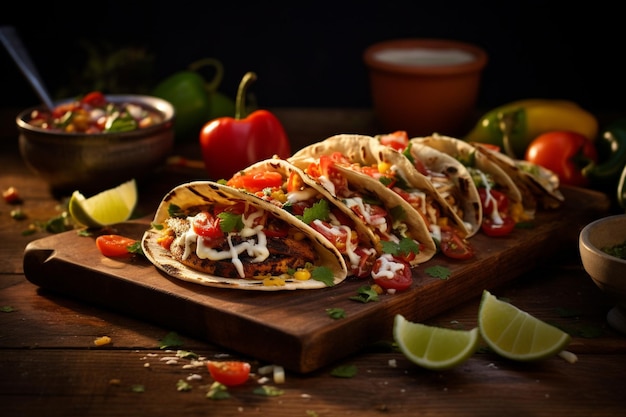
[371,254,406,280]
[477,170,503,225]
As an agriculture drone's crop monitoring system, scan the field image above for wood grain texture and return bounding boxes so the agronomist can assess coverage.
[21,187,610,373]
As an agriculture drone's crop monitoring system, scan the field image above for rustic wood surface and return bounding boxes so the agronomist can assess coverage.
[1,108,626,416]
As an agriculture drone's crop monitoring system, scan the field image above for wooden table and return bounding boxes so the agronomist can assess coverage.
[1,108,625,416]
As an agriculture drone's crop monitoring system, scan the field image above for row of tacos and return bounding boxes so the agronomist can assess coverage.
[142,133,564,291]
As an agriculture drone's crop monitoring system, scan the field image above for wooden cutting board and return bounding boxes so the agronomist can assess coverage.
[23,187,610,373]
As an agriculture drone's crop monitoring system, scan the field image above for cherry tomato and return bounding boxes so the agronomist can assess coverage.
[309,219,358,253]
[378,130,409,151]
[478,188,509,216]
[95,235,138,257]
[371,254,412,291]
[207,361,251,386]
[481,216,516,237]
[439,227,475,260]
[192,212,223,239]
[524,130,598,187]
[227,171,284,193]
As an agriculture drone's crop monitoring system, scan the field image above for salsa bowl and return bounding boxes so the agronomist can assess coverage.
[579,214,626,334]
[16,94,175,194]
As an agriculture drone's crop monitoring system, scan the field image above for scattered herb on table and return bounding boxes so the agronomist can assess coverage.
[159,331,184,349]
[349,285,379,303]
[425,265,451,280]
[330,364,357,378]
[326,308,346,319]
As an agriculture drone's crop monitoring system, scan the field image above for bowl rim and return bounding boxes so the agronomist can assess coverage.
[579,214,626,265]
[363,38,488,76]
[15,94,175,137]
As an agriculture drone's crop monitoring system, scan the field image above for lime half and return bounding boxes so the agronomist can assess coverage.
[69,179,138,227]
[393,314,479,370]
[478,290,571,361]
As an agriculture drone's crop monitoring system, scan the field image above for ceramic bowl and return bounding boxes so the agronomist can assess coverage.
[579,214,626,333]
[363,38,488,138]
[16,94,175,194]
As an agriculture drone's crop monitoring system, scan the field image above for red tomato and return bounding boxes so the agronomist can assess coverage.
[439,227,475,260]
[524,131,598,187]
[81,91,107,107]
[227,171,283,193]
[192,212,223,239]
[309,219,358,253]
[96,235,138,257]
[481,216,516,237]
[371,255,412,291]
[351,247,376,278]
[478,188,509,216]
[308,154,349,193]
[378,130,409,151]
[207,361,251,386]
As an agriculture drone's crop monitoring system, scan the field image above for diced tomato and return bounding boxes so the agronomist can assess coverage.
[478,188,509,216]
[96,235,138,257]
[227,171,283,193]
[371,255,412,291]
[264,220,289,238]
[310,219,358,253]
[351,247,376,278]
[81,91,107,107]
[207,361,251,386]
[439,227,475,260]
[317,154,349,193]
[378,130,409,151]
[2,186,21,204]
[482,216,516,237]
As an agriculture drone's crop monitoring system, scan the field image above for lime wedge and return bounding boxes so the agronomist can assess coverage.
[68,179,138,227]
[393,314,479,370]
[478,290,571,361]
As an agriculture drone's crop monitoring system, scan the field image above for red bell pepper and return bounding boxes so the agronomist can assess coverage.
[199,72,291,180]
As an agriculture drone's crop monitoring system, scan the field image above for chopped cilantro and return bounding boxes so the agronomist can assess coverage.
[206,382,230,399]
[176,350,198,359]
[311,266,335,286]
[1,306,16,313]
[253,385,284,397]
[176,379,193,392]
[167,204,186,218]
[131,384,145,393]
[128,241,144,255]
[425,265,451,280]
[159,331,183,349]
[389,205,407,222]
[218,211,244,233]
[402,143,415,164]
[326,308,346,320]
[298,199,330,225]
[381,238,419,257]
[349,285,379,303]
[330,364,357,378]
[378,176,394,187]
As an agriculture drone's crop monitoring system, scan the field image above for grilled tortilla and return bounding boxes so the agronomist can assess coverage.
[142,181,347,290]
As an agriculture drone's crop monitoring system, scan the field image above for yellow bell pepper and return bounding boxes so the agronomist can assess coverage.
[464,99,598,158]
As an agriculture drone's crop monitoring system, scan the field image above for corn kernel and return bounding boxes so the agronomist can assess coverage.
[293,269,311,281]
[263,276,286,286]
[378,162,392,174]
[94,336,112,346]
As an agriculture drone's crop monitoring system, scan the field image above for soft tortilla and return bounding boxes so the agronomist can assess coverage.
[142,180,347,291]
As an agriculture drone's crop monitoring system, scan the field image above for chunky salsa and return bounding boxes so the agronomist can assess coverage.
[26,91,164,134]
[602,239,626,260]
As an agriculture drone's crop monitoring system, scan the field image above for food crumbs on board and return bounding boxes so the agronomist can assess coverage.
[93,336,111,346]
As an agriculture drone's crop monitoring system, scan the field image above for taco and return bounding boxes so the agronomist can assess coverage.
[470,142,565,210]
[141,181,348,290]
[374,131,482,237]
[412,134,529,237]
[226,157,378,278]
[290,134,474,260]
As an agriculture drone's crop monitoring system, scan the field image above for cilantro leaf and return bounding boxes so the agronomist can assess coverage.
[311,266,335,286]
[253,385,285,396]
[381,237,419,257]
[425,265,451,280]
[389,205,407,222]
[159,331,183,349]
[299,199,330,225]
[326,308,346,320]
[349,285,379,303]
[168,204,186,218]
[176,379,193,392]
[218,211,244,233]
[330,364,357,378]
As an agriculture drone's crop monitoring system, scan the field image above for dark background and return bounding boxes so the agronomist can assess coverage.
[2,1,625,114]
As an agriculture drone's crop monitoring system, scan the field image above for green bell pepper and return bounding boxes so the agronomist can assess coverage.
[152,58,235,142]
[584,118,626,185]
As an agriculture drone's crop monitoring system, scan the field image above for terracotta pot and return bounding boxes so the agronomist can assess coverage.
[364,38,488,138]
